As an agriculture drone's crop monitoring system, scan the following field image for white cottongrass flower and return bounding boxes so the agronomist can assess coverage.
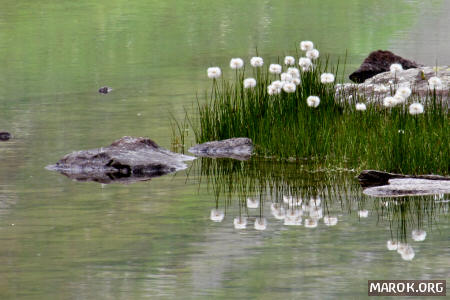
[292,77,301,85]
[230,58,244,69]
[386,240,398,251]
[284,56,295,66]
[323,216,338,226]
[210,209,224,222]
[271,80,284,89]
[254,218,267,230]
[268,84,281,95]
[393,94,406,104]
[320,73,335,84]
[207,67,221,79]
[428,76,443,90]
[396,86,411,99]
[250,56,264,67]
[304,218,318,228]
[408,103,424,115]
[306,49,319,60]
[287,67,300,78]
[411,229,426,242]
[233,216,247,229]
[300,40,314,51]
[374,85,389,93]
[355,103,367,111]
[383,96,397,107]
[358,210,369,218]
[246,197,259,208]
[282,82,296,93]
[306,96,320,108]
[269,63,282,74]
[243,78,257,89]
[390,63,403,74]
[281,72,293,82]
[298,57,312,71]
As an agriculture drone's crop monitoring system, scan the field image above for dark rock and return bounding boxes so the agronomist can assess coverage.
[358,170,450,197]
[0,132,11,141]
[46,136,195,184]
[349,50,420,83]
[188,138,253,160]
[98,86,112,94]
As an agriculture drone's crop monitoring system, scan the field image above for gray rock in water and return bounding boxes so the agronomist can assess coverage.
[46,136,196,184]
[358,170,450,197]
[337,66,449,103]
[188,138,253,160]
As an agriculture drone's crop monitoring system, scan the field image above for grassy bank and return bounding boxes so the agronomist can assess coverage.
[174,46,449,174]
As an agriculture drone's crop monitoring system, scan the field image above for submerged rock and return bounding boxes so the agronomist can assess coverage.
[47,136,196,184]
[188,137,253,160]
[358,170,450,197]
[337,65,449,103]
[98,86,112,94]
[349,50,419,83]
[0,132,11,141]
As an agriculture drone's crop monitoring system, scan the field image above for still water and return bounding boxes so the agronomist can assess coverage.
[0,0,449,299]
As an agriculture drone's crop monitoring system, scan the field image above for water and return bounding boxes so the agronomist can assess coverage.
[0,1,449,299]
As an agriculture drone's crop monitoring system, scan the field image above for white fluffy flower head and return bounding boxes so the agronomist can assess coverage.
[250,56,264,67]
[390,63,403,74]
[292,77,301,85]
[306,49,319,60]
[287,67,300,78]
[284,56,295,65]
[428,76,443,90]
[280,72,293,82]
[230,58,244,69]
[268,84,281,95]
[306,96,320,108]
[355,103,367,111]
[409,103,424,115]
[383,96,397,107]
[299,57,312,71]
[207,67,221,79]
[282,82,296,93]
[269,63,282,74]
[300,40,314,51]
[243,78,257,89]
[396,86,411,99]
[320,73,335,84]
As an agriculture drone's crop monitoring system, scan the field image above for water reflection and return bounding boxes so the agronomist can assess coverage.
[192,157,449,261]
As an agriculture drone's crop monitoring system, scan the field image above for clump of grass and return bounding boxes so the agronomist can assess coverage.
[177,43,449,174]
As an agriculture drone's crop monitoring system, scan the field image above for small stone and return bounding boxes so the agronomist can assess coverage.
[0,132,11,141]
[98,86,112,94]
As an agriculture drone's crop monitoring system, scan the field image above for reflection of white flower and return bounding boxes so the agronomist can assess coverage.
[309,207,323,219]
[230,58,244,69]
[383,96,397,107]
[283,195,302,206]
[309,197,321,207]
[233,216,247,229]
[300,41,314,51]
[283,82,296,93]
[281,72,293,82]
[355,103,367,111]
[299,57,312,71]
[243,78,257,89]
[284,56,295,66]
[304,218,318,228]
[390,63,403,74]
[207,67,222,79]
[409,103,424,115]
[323,216,338,226]
[428,76,442,90]
[269,64,282,74]
[254,218,267,230]
[247,197,259,208]
[398,244,415,261]
[411,229,426,242]
[271,203,285,220]
[307,96,320,108]
[284,214,302,226]
[210,209,225,222]
[358,210,369,218]
[250,56,264,67]
[396,86,411,99]
[306,49,319,60]
[387,240,398,251]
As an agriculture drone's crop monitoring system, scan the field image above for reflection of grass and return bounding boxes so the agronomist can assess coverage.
[192,157,448,241]
[177,55,448,175]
